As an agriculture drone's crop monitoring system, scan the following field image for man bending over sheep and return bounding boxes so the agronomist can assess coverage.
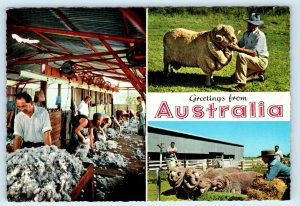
[229,13,269,92]
[260,150,290,199]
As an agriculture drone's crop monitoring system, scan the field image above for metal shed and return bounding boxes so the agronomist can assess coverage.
[148,126,244,161]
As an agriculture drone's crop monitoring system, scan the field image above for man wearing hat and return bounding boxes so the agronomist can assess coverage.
[260,150,290,181]
[229,13,269,92]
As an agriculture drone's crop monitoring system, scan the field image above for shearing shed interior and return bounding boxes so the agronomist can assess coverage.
[6,8,146,201]
[148,126,244,162]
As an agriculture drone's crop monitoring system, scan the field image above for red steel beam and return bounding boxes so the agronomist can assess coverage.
[119,9,146,36]
[9,25,145,44]
[35,32,72,54]
[8,49,128,66]
[7,52,40,62]
[76,65,127,77]
[52,9,99,53]
[98,39,145,94]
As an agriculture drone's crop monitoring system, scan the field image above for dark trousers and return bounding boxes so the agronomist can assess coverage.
[22,141,44,148]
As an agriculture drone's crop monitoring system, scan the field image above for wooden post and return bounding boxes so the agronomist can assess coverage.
[40,81,47,108]
[111,94,114,116]
[241,160,244,171]
[58,84,61,110]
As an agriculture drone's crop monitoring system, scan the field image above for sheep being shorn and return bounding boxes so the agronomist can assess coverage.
[163,24,237,86]
[211,171,259,194]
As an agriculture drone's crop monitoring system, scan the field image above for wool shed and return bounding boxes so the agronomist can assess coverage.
[6,8,146,202]
[148,126,244,161]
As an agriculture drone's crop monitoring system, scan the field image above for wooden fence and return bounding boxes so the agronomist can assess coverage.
[148,159,268,171]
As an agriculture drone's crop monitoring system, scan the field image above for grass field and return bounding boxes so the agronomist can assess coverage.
[148,8,290,92]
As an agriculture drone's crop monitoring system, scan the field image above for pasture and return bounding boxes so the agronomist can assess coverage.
[147,7,290,92]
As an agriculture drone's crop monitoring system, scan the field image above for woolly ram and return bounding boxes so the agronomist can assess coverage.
[163,24,237,86]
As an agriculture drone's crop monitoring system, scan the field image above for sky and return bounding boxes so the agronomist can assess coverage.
[149,121,290,157]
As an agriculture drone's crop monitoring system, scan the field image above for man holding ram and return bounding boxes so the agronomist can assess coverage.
[229,13,269,92]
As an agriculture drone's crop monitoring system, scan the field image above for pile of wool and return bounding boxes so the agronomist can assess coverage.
[94,140,118,151]
[94,131,106,142]
[119,134,131,139]
[94,175,124,201]
[247,178,288,200]
[106,128,119,138]
[132,148,145,160]
[7,145,83,201]
[133,140,144,147]
[74,138,91,162]
[91,151,128,168]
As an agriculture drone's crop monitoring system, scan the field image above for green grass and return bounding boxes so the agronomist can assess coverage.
[148,9,290,92]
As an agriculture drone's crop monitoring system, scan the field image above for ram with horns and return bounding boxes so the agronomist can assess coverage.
[163,24,237,86]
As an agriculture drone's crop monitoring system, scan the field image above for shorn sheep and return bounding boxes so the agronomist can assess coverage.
[163,24,237,86]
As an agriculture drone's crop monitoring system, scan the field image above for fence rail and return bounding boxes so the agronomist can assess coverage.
[148,159,267,171]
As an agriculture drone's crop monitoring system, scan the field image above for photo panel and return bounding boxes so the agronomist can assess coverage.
[6,8,146,202]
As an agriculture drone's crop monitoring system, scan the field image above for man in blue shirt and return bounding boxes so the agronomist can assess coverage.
[229,13,269,92]
[260,150,290,199]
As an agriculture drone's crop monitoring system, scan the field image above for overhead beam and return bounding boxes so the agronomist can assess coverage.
[9,25,145,44]
[8,49,128,66]
[99,39,145,94]
[52,9,99,53]
[119,9,146,36]
[35,32,72,54]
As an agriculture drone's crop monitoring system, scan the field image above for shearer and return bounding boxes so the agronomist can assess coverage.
[260,150,290,199]
[116,109,130,125]
[229,13,269,92]
[77,95,91,117]
[13,92,52,151]
[101,115,121,133]
[68,112,104,153]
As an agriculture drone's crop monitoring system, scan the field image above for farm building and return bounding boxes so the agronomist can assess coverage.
[6,8,146,202]
[148,126,244,161]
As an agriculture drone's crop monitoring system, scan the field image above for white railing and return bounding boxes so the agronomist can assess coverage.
[148,159,267,171]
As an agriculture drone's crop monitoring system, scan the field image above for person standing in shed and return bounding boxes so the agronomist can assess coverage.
[13,92,52,151]
[77,95,91,117]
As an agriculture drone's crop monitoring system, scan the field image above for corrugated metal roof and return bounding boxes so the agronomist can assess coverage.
[148,126,244,147]
[6,8,146,94]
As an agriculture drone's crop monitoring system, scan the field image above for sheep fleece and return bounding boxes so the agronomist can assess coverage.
[198,167,242,193]
[212,171,259,194]
[163,24,236,75]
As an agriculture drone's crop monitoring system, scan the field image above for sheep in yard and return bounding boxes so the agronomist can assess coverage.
[163,24,237,86]
[182,168,204,199]
[198,167,242,194]
[211,171,259,194]
[167,167,187,194]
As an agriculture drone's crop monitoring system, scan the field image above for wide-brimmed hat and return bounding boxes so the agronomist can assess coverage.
[245,13,264,26]
[260,150,275,157]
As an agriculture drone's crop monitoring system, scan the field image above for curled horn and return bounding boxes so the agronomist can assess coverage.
[215,34,224,42]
